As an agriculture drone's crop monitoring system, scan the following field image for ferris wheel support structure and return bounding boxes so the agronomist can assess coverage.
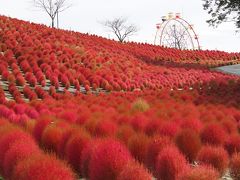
[154,13,201,50]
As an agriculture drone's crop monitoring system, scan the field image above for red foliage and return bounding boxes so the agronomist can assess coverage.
[80,139,103,178]
[225,135,240,156]
[59,111,78,123]
[127,133,150,163]
[65,130,91,174]
[229,153,240,180]
[95,120,117,137]
[155,146,189,180]
[117,125,136,145]
[200,123,227,146]
[178,165,219,180]
[57,126,81,157]
[145,135,172,175]
[12,154,76,180]
[0,130,33,171]
[130,114,149,132]
[180,119,203,133]
[33,116,53,142]
[174,129,202,162]
[89,139,132,180]
[41,121,69,152]
[3,139,40,177]
[117,161,153,180]
[197,145,229,175]
[158,121,181,138]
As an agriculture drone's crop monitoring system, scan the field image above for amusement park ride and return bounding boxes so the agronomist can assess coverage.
[154,13,201,50]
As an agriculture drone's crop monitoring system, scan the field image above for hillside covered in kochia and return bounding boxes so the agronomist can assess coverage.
[1,15,240,180]
[0,15,240,101]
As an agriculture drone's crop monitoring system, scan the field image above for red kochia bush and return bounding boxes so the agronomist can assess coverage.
[225,135,240,156]
[145,135,172,175]
[33,116,53,142]
[41,121,69,152]
[12,154,76,180]
[65,130,91,174]
[180,118,203,133]
[57,126,81,157]
[178,165,219,180]
[117,161,153,180]
[197,145,229,175]
[200,123,227,146]
[95,120,117,137]
[158,122,180,138]
[80,139,103,178]
[174,129,202,162]
[127,133,150,163]
[155,146,189,180]
[3,139,41,177]
[0,130,33,172]
[130,115,148,132]
[117,125,136,145]
[229,153,240,180]
[59,111,78,123]
[89,139,132,180]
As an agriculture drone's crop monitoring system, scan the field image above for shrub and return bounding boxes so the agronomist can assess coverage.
[197,145,229,175]
[12,154,76,180]
[95,120,117,137]
[145,119,162,136]
[33,116,53,142]
[117,161,153,180]
[117,125,136,145]
[178,165,219,180]
[23,120,36,134]
[41,121,69,152]
[174,129,202,162]
[59,111,78,123]
[80,139,102,178]
[89,139,132,180]
[127,133,150,163]
[230,153,240,180]
[158,122,180,138]
[200,123,227,146]
[225,135,240,156]
[3,139,41,177]
[180,118,203,133]
[155,146,189,180]
[65,130,91,173]
[57,126,82,157]
[221,119,238,134]
[132,98,150,112]
[145,135,172,175]
[130,114,148,132]
[0,130,33,172]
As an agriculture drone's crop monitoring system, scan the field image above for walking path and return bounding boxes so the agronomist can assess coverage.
[215,64,240,75]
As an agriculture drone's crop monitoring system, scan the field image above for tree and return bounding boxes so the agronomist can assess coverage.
[33,0,71,28]
[102,17,138,43]
[203,0,240,29]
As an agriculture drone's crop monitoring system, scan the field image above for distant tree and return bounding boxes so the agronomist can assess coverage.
[203,0,240,29]
[33,0,71,28]
[102,17,138,43]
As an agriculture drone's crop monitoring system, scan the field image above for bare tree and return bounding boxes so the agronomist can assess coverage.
[102,17,138,43]
[33,0,71,28]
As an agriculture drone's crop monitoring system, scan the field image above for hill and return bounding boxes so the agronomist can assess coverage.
[0,15,240,180]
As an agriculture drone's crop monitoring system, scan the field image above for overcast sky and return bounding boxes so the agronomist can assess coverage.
[0,0,239,52]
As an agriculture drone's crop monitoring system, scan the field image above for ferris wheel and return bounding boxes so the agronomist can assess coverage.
[154,13,200,50]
